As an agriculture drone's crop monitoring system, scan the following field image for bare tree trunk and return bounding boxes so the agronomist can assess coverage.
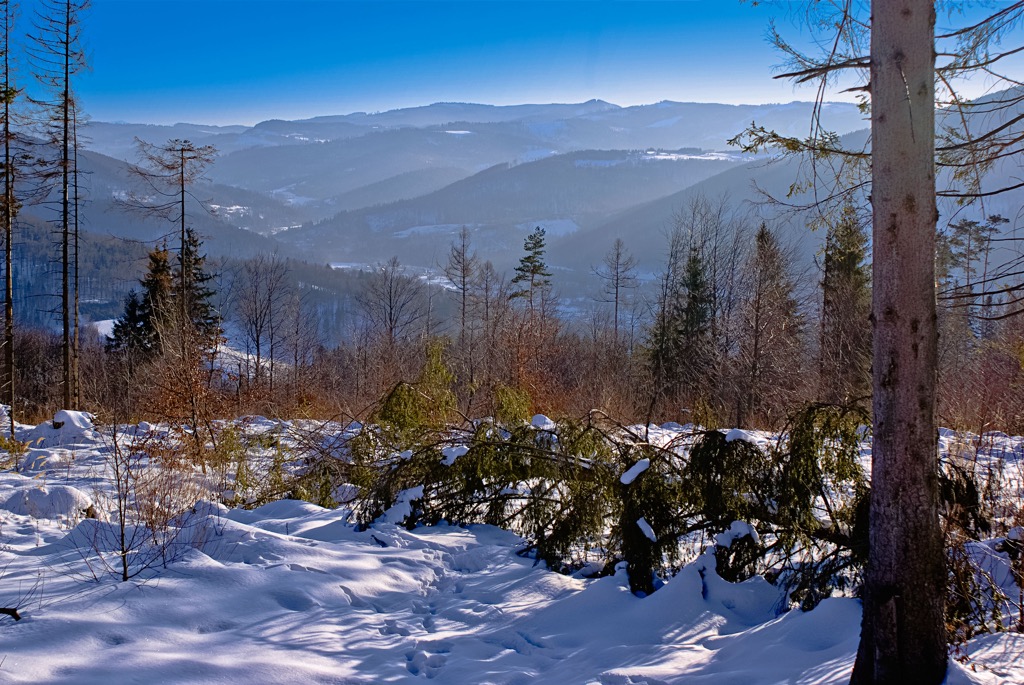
[60,1,71,410]
[179,147,186,336]
[2,2,14,440]
[852,2,946,683]
[72,104,80,409]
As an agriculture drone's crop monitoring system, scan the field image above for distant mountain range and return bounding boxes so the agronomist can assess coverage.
[73,100,865,269]
[42,96,1019,311]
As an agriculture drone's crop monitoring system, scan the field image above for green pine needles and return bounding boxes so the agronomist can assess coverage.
[335,400,871,602]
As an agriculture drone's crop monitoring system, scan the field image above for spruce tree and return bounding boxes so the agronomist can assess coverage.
[677,246,714,392]
[175,227,220,349]
[735,223,804,428]
[646,233,716,421]
[819,203,871,405]
[106,290,147,355]
[108,243,172,358]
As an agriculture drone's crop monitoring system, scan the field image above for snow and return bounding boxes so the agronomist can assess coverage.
[636,516,657,542]
[642,150,743,162]
[515,219,579,238]
[0,415,1019,684]
[380,485,424,524]
[531,413,557,430]
[393,223,466,238]
[442,445,469,466]
[715,520,761,548]
[2,484,92,520]
[92,319,115,339]
[620,458,650,484]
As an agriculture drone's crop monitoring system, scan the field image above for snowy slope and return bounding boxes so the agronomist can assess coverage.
[0,415,1020,684]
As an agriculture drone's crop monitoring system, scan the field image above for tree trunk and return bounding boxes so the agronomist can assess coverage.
[851,1,946,683]
[61,2,71,411]
[3,8,14,441]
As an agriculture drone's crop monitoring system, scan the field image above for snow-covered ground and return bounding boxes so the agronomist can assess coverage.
[0,413,1021,684]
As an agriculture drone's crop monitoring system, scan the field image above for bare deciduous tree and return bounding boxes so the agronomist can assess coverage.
[235,253,291,394]
[594,238,638,347]
[357,257,426,380]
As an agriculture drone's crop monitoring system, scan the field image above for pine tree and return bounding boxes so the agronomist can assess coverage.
[819,203,871,405]
[29,0,89,410]
[734,223,804,428]
[174,227,220,349]
[646,232,716,421]
[509,226,552,319]
[107,243,171,358]
[106,290,147,355]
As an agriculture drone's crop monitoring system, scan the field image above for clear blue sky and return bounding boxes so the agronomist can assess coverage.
[49,0,828,125]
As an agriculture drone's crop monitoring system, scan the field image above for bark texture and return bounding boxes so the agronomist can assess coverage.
[852,1,947,683]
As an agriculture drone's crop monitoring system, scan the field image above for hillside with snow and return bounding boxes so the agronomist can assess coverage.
[0,412,1021,684]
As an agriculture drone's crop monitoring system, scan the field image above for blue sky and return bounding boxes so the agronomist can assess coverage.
[25,0,999,126]
[55,0,826,125]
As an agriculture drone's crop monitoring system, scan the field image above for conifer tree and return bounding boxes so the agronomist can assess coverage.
[731,2,1024,677]
[509,226,552,319]
[106,290,147,356]
[819,203,871,405]
[508,227,555,394]
[175,227,219,349]
[118,138,216,333]
[734,223,804,428]
[646,231,715,421]
[29,0,89,410]
[107,243,172,359]
[678,246,714,391]
[0,0,21,437]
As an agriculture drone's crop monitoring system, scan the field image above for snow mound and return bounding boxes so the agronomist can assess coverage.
[2,484,92,519]
[24,410,96,447]
[725,428,758,443]
[380,486,424,525]
[19,448,76,473]
[531,414,556,430]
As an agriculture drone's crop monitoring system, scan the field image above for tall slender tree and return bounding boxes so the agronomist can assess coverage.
[0,0,20,437]
[851,4,946,681]
[734,223,805,428]
[444,227,479,393]
[119,138,216,336]
[509,226,552,322]
[732,2,1024,678]
[29,0,89,410]
[646,229,715,422]
[819,202,871,406]
[594,238,638,347]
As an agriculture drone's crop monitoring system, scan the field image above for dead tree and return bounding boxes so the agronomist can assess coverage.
[28,0,89,410]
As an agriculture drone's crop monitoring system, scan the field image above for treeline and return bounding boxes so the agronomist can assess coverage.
[9,192,1021,438]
